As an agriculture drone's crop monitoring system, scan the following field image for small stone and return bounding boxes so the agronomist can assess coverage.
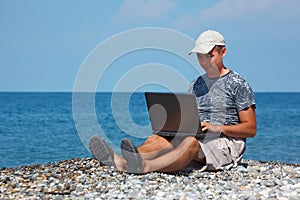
[274,179,283,186]
[170,177,177,183]
[265,181,275,187]
[282,166,295,175]
[273,169,282,177]
[236,165,248,173]
[184,185,193,192]
[225,182,236,190]
[253,165,261,172]
[247,166,259,175]
[156,191,165,197]
[278,197,289,200]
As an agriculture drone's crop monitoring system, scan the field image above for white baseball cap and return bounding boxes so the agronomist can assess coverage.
[189,30,225,55]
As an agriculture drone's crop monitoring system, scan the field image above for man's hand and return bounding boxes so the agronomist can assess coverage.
[201,122,223,133]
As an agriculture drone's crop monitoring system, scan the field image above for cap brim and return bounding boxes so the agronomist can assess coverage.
[188,44,215,55]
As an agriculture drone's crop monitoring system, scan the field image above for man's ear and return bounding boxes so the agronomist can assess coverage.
[222,47,227,57]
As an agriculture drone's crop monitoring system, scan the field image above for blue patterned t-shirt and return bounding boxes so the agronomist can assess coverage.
[189,70,255,126]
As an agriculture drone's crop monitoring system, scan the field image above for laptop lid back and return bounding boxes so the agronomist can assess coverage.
[145,92,201,134]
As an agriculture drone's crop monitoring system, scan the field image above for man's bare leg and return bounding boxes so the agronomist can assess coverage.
[137,135,175,160]
[113,153,126,171]
[142,136,201,173]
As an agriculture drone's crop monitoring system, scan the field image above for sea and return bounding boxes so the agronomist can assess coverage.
[0,92,299,168]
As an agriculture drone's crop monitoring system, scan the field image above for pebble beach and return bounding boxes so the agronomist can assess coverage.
[0,158,299,200]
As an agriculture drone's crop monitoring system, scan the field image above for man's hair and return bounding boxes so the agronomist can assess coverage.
[214,45,225,53]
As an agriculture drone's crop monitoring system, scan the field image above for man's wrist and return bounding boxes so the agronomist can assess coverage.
[210,124,223,133]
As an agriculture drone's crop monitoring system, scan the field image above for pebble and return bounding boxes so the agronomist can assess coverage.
[0,158,299,199]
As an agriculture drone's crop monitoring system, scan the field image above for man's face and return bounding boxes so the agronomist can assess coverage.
[197,46,226,71]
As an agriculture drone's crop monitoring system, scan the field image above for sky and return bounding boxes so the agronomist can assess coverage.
[1,0,300,92]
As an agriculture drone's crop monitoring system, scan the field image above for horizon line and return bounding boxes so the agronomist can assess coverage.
[0,90,300,93]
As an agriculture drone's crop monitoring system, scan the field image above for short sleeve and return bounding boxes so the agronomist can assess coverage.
[188,79,196,94]
[234,78,256,112]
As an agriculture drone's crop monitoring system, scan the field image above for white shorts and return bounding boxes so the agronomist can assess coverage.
[198,135,246,171]
[197,147,205,159]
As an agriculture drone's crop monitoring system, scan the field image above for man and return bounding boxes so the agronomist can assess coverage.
[89,30,256,173]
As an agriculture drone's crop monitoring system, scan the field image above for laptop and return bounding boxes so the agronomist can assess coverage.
[145,92,205,139]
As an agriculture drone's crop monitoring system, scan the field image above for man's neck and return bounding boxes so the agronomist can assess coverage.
[206,65,229,78]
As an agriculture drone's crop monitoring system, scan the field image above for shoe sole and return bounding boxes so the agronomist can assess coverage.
[89,135,115,167]
[121,138,142,174]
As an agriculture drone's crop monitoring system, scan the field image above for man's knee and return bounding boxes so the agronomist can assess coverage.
[149,134,162,140]
[149,134,168,142]
[181,137,200,155]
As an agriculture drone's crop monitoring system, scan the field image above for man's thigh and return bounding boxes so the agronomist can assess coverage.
[138,134,175,157]
[144,134,171,144]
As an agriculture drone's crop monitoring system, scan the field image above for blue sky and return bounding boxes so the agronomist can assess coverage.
[1,0,300,92]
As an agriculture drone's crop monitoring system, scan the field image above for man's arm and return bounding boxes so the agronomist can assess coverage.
[201,105,257,138]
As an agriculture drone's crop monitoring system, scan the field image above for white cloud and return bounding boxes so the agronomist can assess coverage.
[201,0,285,19]
[201,0,283,19]
[172,0,299,32]
[171,13,197,32]
[113,0,177,21]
